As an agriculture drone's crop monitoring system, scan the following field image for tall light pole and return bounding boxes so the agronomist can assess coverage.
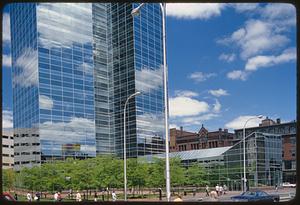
[124,91,141,201]
[131,3,171,201]
[243,115,263,192]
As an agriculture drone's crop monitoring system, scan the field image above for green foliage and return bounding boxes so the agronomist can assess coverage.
[2,168,15,191]
[170,158,186,186]
[186,163,208,186]
[8,155,213,192]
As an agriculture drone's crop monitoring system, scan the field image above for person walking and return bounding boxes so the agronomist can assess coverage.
[58,192,62,202]
[27,192,32,202]
[223,184,227,194]
[275,184,278,192]
[205,185,210,197]
[215,184,220,196]
[102,190,105,201]
[158,188,162,201]
[111,191,117,202]
[14,193,18,201]
[54,192,58,202]
[219,185,223,195]
[76,191,82,202]
[94,191,98,202]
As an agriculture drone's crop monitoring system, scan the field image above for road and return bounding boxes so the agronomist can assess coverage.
[174,188,296,202]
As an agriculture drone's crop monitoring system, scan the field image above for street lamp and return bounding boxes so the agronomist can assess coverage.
[124,91,141,201]
[243,115,263,192]
[131,3,171,202]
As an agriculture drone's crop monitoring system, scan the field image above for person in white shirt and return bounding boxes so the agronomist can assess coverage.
[215,184,220,196]
[219,186,224,195]
[54,192,58,201]
[26,192,32,202]
[76,191,82,202]
[111,191,117,202]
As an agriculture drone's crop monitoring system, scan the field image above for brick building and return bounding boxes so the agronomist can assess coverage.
[235,117,296,184]
[170,125,235,152]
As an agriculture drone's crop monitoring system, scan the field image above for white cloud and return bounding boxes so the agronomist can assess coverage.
[209,89,229,97]
[135,66,163,93]
[2,54,11,68]
[245,47,296,71]
[166,3,226,20]
[37,3,93,48]
[225,115,263,130]
[169,124,180,129]
[227,70,248,81]
[39,117,96,155]
[137,112,165,136]
[219,53,236,62]
[77,62,93,75]
[181,113,220,125]
[174,90,199,97]
[39,95,54,110]
[231,3,260,13]
[188,71,216,83]
[13,48,38,87]
[212,99,221,113]
[2,110,13,129]
[2,13,10,44]
[218,19,289,59]
[169,96,209,117]
[261,3,296,23]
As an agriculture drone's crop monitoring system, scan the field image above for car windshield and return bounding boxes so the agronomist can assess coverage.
[242,191,256,196]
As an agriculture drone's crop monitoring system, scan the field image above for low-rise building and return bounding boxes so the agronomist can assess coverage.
[145,132,283,190]
[2,131,14,169]
[170,125,235,152]
[234,117,296,184]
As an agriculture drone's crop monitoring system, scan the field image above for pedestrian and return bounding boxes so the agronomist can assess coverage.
[205,185,210,197]
[219,185,223,195]
[54,192,58,201]
[58,192,62,202]
[102,190,105,201]
[94,191,98,202]
[173,194,183,202]
[215,184,219,196]
[27,192,32,202]
[193,188,196,197]
[275,184,278,192]
[76,191,82,202]
[158,188,162,201]
[111,191,117,202]
[36,192,41,201]
[223,184,227,194]
[14,193,18,201]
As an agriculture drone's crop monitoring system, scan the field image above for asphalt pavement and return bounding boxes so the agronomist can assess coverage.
[167,188,296,202]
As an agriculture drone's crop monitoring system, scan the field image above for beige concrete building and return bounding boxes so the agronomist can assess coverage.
[2,131,14,169]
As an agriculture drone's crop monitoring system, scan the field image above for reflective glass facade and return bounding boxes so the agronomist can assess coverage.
[146,132,282,190]
[133,3,165,157]
[11,3,165,170]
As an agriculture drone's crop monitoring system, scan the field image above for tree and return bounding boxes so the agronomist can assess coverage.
[186,163,208,187]
[170,158,186,187]
[2,168,15,191]
[146,158,165,188]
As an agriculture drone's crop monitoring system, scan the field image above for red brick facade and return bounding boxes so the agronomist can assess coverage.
[170,125,235,152]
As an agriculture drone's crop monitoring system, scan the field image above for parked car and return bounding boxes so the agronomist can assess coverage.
[1,192,16,201]
[231,190,280,202]
[281,182,296,188]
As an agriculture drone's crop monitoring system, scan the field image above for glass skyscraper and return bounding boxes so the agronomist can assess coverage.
[10,3,165,170]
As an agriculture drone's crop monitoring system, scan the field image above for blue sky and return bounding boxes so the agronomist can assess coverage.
[2,3,297,133]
